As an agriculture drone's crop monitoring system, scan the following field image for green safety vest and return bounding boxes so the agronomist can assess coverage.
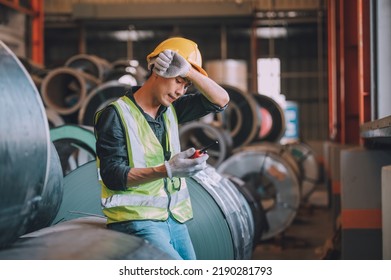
[94,96,193,224]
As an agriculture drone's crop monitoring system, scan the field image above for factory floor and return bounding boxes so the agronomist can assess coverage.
[251,187,338,260]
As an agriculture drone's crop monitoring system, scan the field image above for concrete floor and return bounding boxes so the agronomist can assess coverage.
[251,189,337,260]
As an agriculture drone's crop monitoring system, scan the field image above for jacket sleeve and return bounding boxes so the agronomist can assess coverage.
[95,106,130,191]
[173,93,227,124]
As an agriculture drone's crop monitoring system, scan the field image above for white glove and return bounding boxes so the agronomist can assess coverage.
[164,148,208,178]
[153,50,191,78]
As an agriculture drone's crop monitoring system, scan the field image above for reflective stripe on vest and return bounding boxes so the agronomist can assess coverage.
[95,96,193,224]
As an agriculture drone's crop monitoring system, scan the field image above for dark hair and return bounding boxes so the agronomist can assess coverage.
[146,65,154,79]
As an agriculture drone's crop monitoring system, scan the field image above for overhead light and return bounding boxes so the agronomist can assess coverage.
[111,30,154,41]
[256,27,287,38]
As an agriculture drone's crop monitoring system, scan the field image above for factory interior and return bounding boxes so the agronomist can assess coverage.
[1,0,391,261]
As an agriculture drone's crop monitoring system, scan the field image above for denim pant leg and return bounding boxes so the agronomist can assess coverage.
[167,217,197,260]
[108,218,195,260]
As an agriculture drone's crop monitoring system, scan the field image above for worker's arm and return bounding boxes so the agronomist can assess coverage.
[187,67,230,108]
[153,50,230,108]
[125,165,167,187]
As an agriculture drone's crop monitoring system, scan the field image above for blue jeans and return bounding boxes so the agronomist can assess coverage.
[107,216,196,260]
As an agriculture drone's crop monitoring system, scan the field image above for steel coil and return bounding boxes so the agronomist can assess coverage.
[51,161,102,225]
[50,125,96,175]
[284,141,321,202]
[251,94,286,143]
[0,217,172,260]
[78,80,131,126]
[218,150,301,240]
[186,176,235,259]
[225,175,268,245]
[24,142,64,234]
[242,142,302,185]
[190,166,254,259]
[0,41,50,248]
[65,54,112,81]
[203,85,261,150]
[179,121,233,167]
[41,67,100,116]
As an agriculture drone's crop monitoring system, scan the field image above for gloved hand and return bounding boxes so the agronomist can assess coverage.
[153,50,191,78]
[164,148,208,178]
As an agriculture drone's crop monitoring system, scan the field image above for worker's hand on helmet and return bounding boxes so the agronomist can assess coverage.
[164,148,208,178]
[153,50,191,78]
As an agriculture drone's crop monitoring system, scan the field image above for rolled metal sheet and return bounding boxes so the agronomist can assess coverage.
[0,217,172,260]
[45,107,65,128]
[242,142,302,185]
[205,84,261,150]
[51,161,102,225]
[50,124,96,175]
[65,54,112,81]
[191,166,254,259]
[24,142,64,234]
[284,141,321,201]
[225,175,268,246]
[0,40,50,248]
[186,177,234,260]
[218,150,301,240]
[78,80,131,126]
[179,121,233,167]
[251,94,286,143]
[41,67,100,116]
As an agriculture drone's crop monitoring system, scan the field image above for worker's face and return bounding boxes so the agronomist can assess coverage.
[155,76,192,106]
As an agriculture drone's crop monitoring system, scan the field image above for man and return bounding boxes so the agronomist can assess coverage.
[94,37,229,260]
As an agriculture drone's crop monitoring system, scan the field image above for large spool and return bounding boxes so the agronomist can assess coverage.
[206,84,261,150]
[41,67,100,116]
[65,54,112,81]
[223,175,267,246]
[218,150,301,240]
[251,94,286,143]
[78,80,131,126]
[242,142,302,187]
[24,142,64,234]
[0,217,172,260]
[51,161,102,225]
[179,121,233,167]
[51,160,254,259]
[188,166,254,260]
[284,141,321,201]
[0,41,50,248]
[50,125,96,175]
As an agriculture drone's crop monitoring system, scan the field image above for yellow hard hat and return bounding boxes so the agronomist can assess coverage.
[147,37,208,76]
